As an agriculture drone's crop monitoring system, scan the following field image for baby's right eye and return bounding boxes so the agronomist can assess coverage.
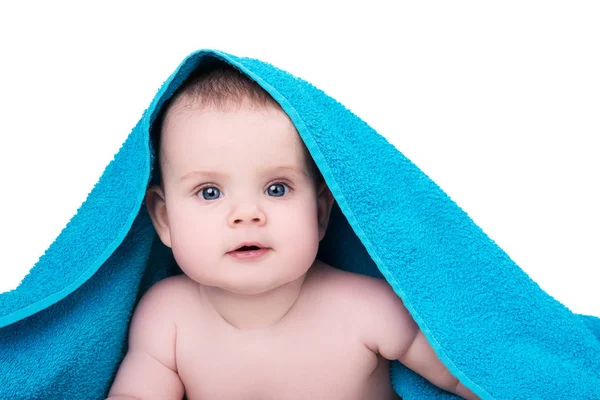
[198,186,221,200]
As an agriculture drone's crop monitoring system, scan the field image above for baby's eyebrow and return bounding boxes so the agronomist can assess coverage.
[263,165,309,177]
[180,166,308,182]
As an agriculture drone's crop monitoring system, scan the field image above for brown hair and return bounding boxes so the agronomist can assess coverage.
[169,63,281,110]
[151,60,323,186]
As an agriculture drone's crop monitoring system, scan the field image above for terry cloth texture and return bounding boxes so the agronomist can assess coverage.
[1,49,599,400]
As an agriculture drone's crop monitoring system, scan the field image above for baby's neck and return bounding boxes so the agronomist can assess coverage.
[201,266,317,330]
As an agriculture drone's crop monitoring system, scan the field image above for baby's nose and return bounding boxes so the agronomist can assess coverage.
[228,204,266,226]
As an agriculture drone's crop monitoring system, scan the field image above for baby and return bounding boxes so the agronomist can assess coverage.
[107,63,479,400]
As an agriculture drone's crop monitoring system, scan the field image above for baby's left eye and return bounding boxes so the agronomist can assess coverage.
[265,183,289,197]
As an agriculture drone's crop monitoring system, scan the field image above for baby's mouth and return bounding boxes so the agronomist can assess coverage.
[236,245,262,252]
[227,245,271,261]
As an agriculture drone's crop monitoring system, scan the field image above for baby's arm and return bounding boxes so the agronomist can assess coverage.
[107,279,185,400]
[361,279,479,400]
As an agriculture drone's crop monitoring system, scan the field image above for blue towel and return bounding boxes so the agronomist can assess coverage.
[1,49,599,399]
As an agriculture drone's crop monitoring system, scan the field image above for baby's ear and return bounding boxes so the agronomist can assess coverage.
[317,182,335,241]
[145,185,172,248]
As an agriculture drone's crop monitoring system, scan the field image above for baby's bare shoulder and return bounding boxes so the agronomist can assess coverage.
[316,262,399,305]
[144,273,193,296]
[136,274,199,315]
[315,263,416,346]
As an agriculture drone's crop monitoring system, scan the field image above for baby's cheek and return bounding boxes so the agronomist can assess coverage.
[172,247,218,286]
[169,220,219,283]
[277,210,320,261]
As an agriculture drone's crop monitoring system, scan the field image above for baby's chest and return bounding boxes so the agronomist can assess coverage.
[175,324,381,400]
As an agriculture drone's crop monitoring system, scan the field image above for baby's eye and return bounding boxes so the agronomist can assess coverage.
[199,186,221,200]
[265,182,289,197]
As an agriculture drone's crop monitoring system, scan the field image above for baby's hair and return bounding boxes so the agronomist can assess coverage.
[169,62,281,111]
[151,60,323,187]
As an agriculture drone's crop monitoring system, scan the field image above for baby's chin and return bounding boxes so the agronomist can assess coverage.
[220,272,302,296]
[189,265,309,296]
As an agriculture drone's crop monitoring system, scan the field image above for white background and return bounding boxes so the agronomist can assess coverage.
[1,1,598,316]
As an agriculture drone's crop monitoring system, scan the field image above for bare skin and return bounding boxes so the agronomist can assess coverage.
[109,261,478,400]
[110,261,398,400]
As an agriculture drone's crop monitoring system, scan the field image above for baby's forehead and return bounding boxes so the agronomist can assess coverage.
[163,101,301,145]
[159,101,313,170]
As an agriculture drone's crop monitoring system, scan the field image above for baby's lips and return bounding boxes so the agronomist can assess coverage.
[228,241,268,252]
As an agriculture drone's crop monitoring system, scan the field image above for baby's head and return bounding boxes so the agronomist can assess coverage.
[146,61,334,295]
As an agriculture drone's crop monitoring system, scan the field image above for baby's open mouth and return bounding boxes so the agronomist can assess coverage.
[227,244,270,261]
[237,245,261,251]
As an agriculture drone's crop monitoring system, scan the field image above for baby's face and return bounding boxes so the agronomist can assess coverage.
[155,102,325,295]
